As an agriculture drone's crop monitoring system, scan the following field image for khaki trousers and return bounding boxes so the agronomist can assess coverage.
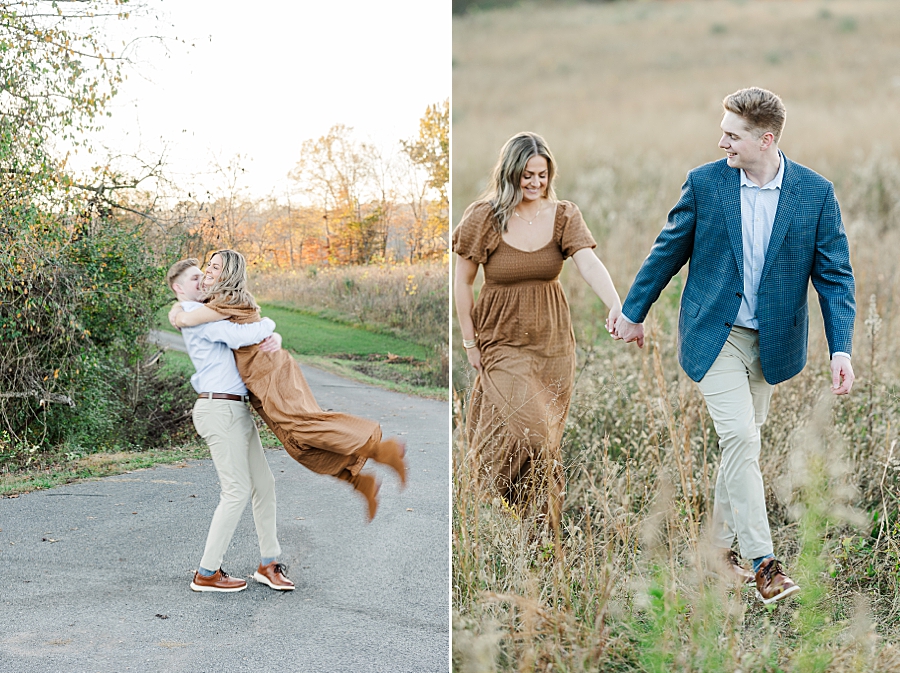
[193,399,281,570]
[696,326,774,560]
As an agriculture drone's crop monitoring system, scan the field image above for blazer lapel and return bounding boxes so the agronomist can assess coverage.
[717,165,744,282]
[760,158,801,284]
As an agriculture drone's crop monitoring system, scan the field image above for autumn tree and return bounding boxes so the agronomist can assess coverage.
[400,99,449,261]
[289,124,387,265]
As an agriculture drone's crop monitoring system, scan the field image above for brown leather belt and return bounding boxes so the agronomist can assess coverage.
[197,393,249,402]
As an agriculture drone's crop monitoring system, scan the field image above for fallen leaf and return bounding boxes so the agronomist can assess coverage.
[155,614,168,620]
[42,537,58,543]
[406,508,414,512]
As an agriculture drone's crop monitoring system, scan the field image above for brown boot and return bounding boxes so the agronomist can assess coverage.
[755,557,800,604]
[717,548,755,587]
[349,472,381,522]
[368,437,408,489]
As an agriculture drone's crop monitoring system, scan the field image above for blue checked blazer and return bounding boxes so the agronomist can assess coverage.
[621,156,855,385]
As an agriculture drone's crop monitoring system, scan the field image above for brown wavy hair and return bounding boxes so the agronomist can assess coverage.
[203,249,259,312]
[481,131,557,233]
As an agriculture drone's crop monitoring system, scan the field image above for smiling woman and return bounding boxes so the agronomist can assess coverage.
[452,131,623,529]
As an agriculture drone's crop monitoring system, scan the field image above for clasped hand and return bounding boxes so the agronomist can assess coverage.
[608,311,645,349]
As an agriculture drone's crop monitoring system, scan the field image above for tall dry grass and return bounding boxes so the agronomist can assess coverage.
[453,2,900,670]
[252,261,449,389]
[251,262,447,346]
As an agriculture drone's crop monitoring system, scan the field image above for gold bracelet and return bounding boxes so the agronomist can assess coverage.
[462,338,477,349]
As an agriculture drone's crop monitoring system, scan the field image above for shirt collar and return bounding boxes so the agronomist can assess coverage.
[740,151,784,190]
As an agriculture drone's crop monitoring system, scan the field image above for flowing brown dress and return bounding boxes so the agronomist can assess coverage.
[452,200,596,524]
[206,303,380,485]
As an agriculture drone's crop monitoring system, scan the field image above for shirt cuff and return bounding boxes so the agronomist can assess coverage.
[832,352,851,360]
[618,312,640,326]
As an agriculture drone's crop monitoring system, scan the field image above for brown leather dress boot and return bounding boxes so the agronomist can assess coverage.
[366,437,408,489]
[339,471,381,522]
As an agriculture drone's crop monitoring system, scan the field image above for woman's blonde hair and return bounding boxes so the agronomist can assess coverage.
[203,249,259,311]
[482,131,557,233]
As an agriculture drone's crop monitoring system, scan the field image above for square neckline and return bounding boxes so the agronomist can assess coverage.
[499,201,561,253]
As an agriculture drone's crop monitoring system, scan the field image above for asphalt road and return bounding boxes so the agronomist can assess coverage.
[0,331,450,672]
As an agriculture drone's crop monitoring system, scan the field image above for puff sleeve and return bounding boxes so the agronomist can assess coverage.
[558,201,597,259]
[451,201,500,265]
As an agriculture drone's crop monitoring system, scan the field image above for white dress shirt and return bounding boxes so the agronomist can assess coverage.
[180,301,275,395]
[734,153,784,330]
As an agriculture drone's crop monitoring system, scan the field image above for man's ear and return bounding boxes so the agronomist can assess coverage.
[759,131,776,150]
[171,281,184,296]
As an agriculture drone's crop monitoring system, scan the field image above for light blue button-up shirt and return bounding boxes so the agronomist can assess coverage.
[734,153,784,330]
[180,301,275,395]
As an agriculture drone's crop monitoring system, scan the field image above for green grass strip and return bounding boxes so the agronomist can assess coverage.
[154,303,430,360]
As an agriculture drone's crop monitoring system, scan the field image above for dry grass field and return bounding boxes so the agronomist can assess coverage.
[452,1,900,670]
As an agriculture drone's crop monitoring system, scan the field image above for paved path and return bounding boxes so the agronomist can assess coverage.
[0,332,449,672]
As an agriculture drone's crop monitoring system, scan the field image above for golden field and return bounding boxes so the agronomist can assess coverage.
[452,2,900,670]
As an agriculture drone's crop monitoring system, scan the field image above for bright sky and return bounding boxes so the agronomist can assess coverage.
[79,0,449,201]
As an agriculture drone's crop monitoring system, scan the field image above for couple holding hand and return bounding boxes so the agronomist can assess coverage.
[453,87,855,605]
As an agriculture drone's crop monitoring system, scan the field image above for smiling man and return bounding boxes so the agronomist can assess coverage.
[613,87,856,603]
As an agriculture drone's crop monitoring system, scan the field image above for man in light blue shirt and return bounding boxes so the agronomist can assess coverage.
[615,88,855,604]
[166,259,294,593]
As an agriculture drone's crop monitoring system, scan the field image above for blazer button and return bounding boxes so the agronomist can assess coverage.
[736,292,743,298]
[725,322,732,328]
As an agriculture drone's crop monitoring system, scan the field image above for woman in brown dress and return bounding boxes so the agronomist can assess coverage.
[169,249,407,521]
[453,132,622,528]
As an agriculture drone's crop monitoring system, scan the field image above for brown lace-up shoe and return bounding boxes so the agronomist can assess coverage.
[718,549,755,586]
[254,562,295,591]
[755,557,800,604]
[190,568,247,593]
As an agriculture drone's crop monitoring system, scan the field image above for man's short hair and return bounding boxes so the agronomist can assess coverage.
[166,258,200,291]
[723,87,786,143]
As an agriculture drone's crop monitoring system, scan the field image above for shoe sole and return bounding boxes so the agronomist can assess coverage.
[756,584,800,604]
[190,581,247,593]
[253,571,295,591]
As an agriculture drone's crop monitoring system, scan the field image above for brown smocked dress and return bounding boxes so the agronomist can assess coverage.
[452,200,596,524]
[205,302,382,491]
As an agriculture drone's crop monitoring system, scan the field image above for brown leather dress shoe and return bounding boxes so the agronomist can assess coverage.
[755,557,800,604]
[190,568,247,593]
[254,562,295,591]
[718,548,755,586]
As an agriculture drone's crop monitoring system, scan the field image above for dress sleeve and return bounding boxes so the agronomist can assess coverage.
[558,201,597,259]
[451,201,499,265]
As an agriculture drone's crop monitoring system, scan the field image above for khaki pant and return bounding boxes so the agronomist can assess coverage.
[193,399,281,571]
[696,326,774,560]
